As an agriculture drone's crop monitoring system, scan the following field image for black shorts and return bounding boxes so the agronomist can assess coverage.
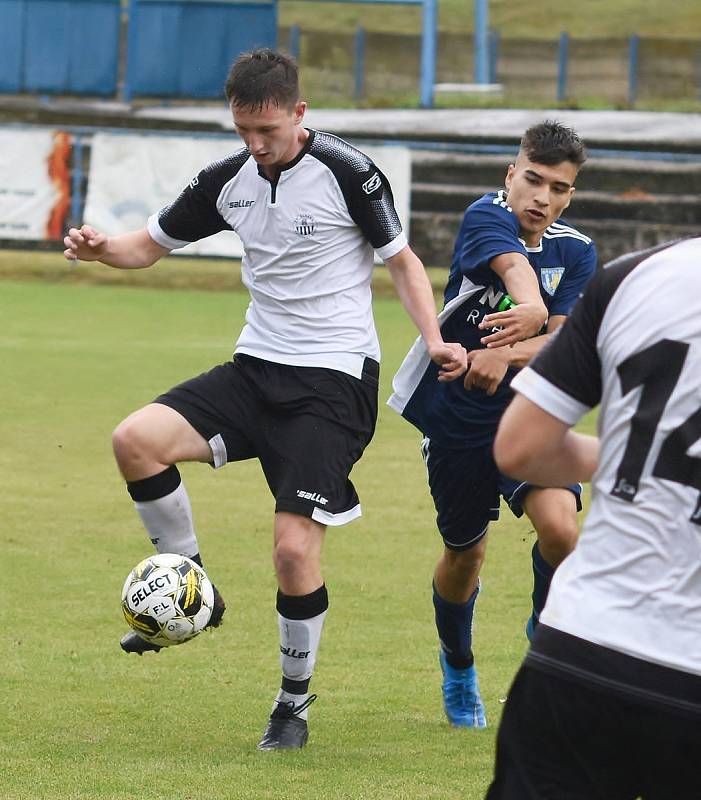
[421,438,582,551]
[155,354,379,525]
[486,660,701,800]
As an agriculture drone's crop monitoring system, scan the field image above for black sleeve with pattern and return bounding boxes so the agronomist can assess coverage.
[310,133,403,249]
[529,248,654,408]
[528,271,605,409]
[157,151,248,243]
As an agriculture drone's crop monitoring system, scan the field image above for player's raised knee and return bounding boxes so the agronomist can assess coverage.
[112,412,159,468]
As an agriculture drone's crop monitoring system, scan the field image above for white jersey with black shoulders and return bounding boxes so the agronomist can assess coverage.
[512,237,701,683]
[147,129,407,378]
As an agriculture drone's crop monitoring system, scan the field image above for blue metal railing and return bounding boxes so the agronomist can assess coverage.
[628,33,640,106]
[354,27,366,101]
[557,32,569,103]
[473,0,489,84]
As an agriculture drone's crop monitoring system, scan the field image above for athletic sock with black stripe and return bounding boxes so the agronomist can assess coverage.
[126,465,200,559]
[274,585,329,720]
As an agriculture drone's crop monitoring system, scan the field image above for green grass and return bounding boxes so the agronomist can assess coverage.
[281,0,701,37]
[0,261,595,799]
[276,0,701,112]
[0,249,450,296]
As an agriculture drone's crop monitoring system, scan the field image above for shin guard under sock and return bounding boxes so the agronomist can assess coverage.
[274,585,329,719]
[126,465,199,559]
[433,580,480,670]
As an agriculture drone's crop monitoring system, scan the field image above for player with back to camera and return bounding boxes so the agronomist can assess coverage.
[63,48,472,752]
[388,121,597,728]
[486,236,701,799]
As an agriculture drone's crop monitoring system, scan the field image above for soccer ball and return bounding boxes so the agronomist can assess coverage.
[121,553,214,647]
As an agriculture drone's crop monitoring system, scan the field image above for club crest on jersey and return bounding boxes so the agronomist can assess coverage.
[540,267,565,296]
[294,214,316,237]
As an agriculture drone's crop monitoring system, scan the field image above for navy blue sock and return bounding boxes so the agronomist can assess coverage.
[531,542,555,622]
[432,581,479,670]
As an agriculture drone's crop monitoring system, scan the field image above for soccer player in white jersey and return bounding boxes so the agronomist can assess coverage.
[63,48,474,751]
[487,237,701,799]
[389,122,596,728]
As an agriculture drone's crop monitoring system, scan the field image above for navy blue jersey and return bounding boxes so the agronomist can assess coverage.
[388,190,597,447]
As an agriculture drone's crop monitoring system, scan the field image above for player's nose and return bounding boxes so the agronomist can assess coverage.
[247,135,266,155]
[533,187,549,206]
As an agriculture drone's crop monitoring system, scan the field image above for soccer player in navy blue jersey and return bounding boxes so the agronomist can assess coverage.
[389,121,597,728]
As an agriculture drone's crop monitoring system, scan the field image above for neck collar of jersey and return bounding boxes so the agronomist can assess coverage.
[519,237,544,253]
[256,128,316,181]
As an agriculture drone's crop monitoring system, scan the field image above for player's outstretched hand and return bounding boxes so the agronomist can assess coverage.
[463,347,510,395]
[478,301,548,348]
[64,225,109,262]
[429,341,468,382]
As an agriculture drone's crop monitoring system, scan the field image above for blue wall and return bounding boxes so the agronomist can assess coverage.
[126,0,277,98]
[0,0,277,97]
[0,0,121,94]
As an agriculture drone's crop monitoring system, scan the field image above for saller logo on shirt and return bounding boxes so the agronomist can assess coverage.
[228,199,255,208]
[362,172,382,194]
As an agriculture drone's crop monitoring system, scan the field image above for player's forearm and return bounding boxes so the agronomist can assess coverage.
[495,394,599,484]
[491,254,548,319]
[497,257,543,303]
[99,231,169,269]
[506,333,550,369]
[386,249,442,348]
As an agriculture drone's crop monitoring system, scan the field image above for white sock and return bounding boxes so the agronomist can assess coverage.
[134,482,199,557]
[274,610,327,720]
[273,689,310,719]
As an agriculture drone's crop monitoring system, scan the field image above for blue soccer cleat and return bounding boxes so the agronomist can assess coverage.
[439,651,487,728]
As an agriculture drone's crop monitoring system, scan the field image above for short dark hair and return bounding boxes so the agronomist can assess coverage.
[224,48,299,111]
[520,120,586,168]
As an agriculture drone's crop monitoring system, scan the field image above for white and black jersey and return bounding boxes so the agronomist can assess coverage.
[147,129,407,378]
[512,237,701,696]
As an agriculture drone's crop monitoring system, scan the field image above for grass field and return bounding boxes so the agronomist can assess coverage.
[280,0,701,37]
[1,257,594,799]
[278,0,701,112]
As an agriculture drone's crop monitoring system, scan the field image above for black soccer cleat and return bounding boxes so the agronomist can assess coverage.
[120,583,226,655]
[120,631,163,655]
[207,583,227,628]
[257,694,317,751]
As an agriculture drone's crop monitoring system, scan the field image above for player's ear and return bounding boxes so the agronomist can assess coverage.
[562,186,575,211]
[505,164,515,190]
[293,101,307,125]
